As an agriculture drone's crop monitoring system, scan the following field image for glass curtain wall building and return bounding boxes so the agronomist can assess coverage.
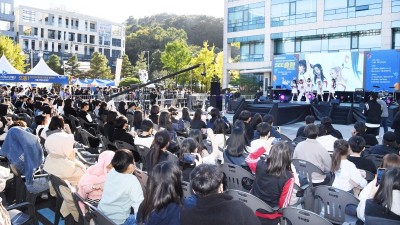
[223,0,400,91]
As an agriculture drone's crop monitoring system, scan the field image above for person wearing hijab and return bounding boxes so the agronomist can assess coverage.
[77,151,115,205]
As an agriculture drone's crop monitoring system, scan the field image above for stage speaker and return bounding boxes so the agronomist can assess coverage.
[330,99,340,105]
[210,95,223,111]
[210,82,221,96]
[354,88,364,103]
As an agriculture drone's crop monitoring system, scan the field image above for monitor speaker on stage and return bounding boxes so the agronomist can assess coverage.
[353,88,364,103]
[210,95,223,111]
[210,82,221,96]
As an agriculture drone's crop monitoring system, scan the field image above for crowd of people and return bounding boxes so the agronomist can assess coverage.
[0,84,399,225]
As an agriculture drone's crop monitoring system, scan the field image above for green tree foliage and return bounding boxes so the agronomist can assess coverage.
[149,50,163,79]
[133,52,148,77]
[229,72,259,93]
[0,36,26,72]
[161,40,191,86]
[121,54,133,78]
[119,76,141,87]
[89,52,111,79]
[191,42,217,91]
[65,55,81,77]
[46,54,63,74]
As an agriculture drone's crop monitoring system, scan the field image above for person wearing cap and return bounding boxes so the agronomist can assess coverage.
[352,121,378,147]
[364,93,382,136]
[320,117,343,139]
[369,131,400,156]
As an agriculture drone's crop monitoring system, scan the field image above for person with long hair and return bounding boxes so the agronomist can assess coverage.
[179,138,202,181]
[149,104,160,125]
[251,113,263,131]
[327,78,336,102]
[291,80,298,102]
[331,139,367,192]
[313,63,326,85]
[297,79,305,102]
[364,168,400,222]
[190,109,206,130]
[144,130,178,174]
[247,142,295,225]
[181,107,191,123]
[118,101,127,115]
[159,111,184,153]
[137,161,183,225]
[357,154,400,222]
[132,110,143,131]
[223,127,249,167]
[103,110,118,143]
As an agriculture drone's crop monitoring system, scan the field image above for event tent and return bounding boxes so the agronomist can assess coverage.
[24,58,68,84]
[0,55,23,75]
[72,78,115,87]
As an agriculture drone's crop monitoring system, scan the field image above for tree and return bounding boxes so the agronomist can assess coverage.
[133,52,147,78]
[191,41,217,91]
[89,52,111,79]
[119,77,141,87]
[46,54,63,74]
[161,40,191,86]
[65,55,81,77]
[149,50,163,78]
[0,35,26,72]
[121,54,133,78]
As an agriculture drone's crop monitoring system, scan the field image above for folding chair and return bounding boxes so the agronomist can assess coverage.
[136,145,151,165]
[281,207,333,225]
[225,189,275,214]
[71,187,92,225]
[134,169,148,194]
[88,204,117,225]
[67,115,80,133]
[364,154,384,169]
[98,134,116,151]
[114,140,136,151]
[49,175,69,225]
[79,128,99,149]
[220,163,255,192]
[313,185,360,225]
[365,216,400,225]
[7,201,39,225]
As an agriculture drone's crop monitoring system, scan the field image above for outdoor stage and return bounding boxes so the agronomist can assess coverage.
[242,100,400,126]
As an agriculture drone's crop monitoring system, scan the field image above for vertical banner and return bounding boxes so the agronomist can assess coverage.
[365,50,400,91]
[115,58,122,86]
[272,54,297,90]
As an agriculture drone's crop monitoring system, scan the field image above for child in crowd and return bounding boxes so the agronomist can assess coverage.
[98,149,144,225]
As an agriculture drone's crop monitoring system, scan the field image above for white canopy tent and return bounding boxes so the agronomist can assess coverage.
[26,58,60,75]
[0,55,23,75]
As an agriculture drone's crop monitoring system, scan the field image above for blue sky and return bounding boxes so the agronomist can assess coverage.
[15,0,224,23]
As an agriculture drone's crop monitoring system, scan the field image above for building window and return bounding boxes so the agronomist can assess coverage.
[89,35,95,44]
[69,32,75,41]
[393,0,400,12]
[77,34,82,42]
[65,18,69,28]
[58,31,62,40]
[48,30,55,39]
[75,45,78,51]
[90,23,96,31]
[351,33,359,49]
[112,49,121,58]
[44,42,48,51]
[112,38,121,47]
[240,41,264,62]
[104,48,110,57]
[65,44,69,51]
[31,40,35,50]
[22,9,36,23]
[99,36,103,45]
[324,0,382,20]
[271,0,317,27]
[393,29,400,49]
[295,38,301,52]
[0,3,11,15]
[228,2,265,32]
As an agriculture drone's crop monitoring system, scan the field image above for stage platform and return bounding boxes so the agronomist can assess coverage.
[243,100,400,126]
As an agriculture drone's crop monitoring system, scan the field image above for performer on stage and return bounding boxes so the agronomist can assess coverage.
[305,78,313,103]
[316,80,324,102]
[291,80,298,102]
[328,78,336,102]
[297,79,305,102]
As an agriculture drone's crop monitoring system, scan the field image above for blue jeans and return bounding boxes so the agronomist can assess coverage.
[380,117,388,134]
[122,214,136,225]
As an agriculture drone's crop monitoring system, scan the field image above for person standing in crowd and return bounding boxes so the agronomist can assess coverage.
[364,93,382,136]
[224,89,231,110]
[376,97,389,136]
[150,89,158,105]
[180,164,261,225]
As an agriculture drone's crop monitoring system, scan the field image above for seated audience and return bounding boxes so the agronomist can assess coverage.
[224,127,249,168]
[113,115,135,147]
[159,111,184,153]
[364,168,400,222]
[296,115,315,137]
[261,114,281,139]
[78,151,115,205]
[134,119,155,149]
[293,124,332,185]
[143,130,178,174]
[348,136,377,174]
[137,162,183,225]
[250,122,272,153]
[237,110,254,142]
[179,138,202,181]
[331,139,367,192]
[247,142,295,225]
[103,111,118,143]
[316,124,337,153]
[181,107,191,123]
[369,131,400,156]
[353,121,379,147]
[148,104,160,125]
[357,154,400,221]
[98,149,144,225]
[321,117,343,139]
[190,109,206,130]
[132,110,143,131]
[180,164,261,225]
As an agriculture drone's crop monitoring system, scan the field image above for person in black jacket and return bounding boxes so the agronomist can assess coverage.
[348,136,377,174]
[391,110,400,144]
[321,117,343,139]
[369,132,400,156]
[296,115,315,137]
[353,121,379,147]
[113,115,141,161]
[180,164,261,225]
[364,93,382,136]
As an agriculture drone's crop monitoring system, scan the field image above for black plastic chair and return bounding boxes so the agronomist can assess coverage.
[181,181,194,198]
[88,203,117,225]
[70,187,92,225]
[365,216,400,225]
[281,207,333,225]
[312,185,360,225]
[7,201,39,225]
[114,140,136,151]
[49,174,69,225]
[67,115,80,133]
[220,163,255,192]
[225,189,275,214]
[134,169,148,194]
[136,145,151,165]
[364,154,384,169]
[363,170,375,183]
[98,134,116,151]
[78,128,99,150]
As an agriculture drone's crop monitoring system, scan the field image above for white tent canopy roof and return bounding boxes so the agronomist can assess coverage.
[0,55,23,74]
[26,58,60,75]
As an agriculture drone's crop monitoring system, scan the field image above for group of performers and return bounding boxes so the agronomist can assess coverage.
[290,78,337,103]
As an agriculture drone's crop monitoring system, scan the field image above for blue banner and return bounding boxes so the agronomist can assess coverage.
[365,50,400,91]
[273,55,297,89]
[0,73,68,84]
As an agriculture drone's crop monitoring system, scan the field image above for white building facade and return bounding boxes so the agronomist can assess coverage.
[223,0,400,92]
[14,5,125,71]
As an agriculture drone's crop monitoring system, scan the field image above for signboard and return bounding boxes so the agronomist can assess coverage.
[298,52,364,91]
[0,72,68,84]
[272,54,297,90]
[365,50,400,91]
